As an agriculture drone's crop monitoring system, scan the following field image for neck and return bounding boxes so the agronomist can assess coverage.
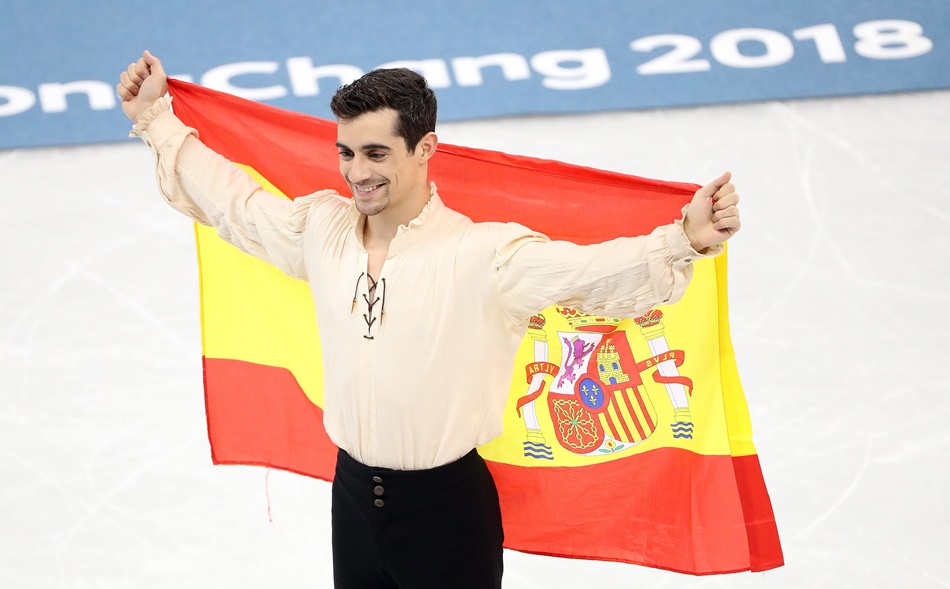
[363,182,431,246]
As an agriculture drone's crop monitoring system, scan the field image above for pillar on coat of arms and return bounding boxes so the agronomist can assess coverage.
[521,314,554,460]
[635,310,694,438]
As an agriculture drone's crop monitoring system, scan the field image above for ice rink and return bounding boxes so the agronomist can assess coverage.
[2,89,948,587]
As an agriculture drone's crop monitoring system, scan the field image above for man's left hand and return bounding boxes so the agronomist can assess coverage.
[683,171,741,252]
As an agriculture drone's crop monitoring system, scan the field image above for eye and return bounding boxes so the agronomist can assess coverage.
[369,151,387,161]
[338,150,353,160]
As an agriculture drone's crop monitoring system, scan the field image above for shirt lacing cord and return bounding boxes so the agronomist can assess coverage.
[351,272,386,339]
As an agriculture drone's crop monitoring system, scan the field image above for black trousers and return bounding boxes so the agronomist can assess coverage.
[331,448,504,588]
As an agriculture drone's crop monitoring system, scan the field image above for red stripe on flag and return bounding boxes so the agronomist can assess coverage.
[486,448,783,574]
[620,389,646,440]
[600,407,621,441]
[167,79,698,244]
[203,358,337,481]
[633,387,656,432]
[202,358,783,573]
[732,454,786,571]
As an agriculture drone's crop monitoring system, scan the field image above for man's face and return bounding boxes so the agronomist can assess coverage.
[336,108,423,217]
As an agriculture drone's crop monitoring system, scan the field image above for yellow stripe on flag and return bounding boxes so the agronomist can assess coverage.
[196,164,325,407]
[715,245,758,457]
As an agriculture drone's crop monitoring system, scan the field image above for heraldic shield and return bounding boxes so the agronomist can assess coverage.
[514,306,695,460]
[547,328,658,455]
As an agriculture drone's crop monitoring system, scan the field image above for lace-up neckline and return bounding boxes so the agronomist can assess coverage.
[351,272,386,339]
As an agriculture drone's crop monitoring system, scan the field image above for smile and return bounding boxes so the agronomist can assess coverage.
[354,182,385,194]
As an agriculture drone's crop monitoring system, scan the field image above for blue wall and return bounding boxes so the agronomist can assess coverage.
[1,0,947,149]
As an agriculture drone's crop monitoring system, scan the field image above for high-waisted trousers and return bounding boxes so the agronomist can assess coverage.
[331,448,504,588]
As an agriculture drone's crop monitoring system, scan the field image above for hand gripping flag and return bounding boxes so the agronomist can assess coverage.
[166,79,783,575]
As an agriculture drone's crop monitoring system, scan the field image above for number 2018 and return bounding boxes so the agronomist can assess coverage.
[631,20,933,74]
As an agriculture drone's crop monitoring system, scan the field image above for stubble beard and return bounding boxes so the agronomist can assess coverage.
[352,181,390,217]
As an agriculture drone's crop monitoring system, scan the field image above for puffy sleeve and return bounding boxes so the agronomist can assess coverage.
[130,96,319,280]
[492,212,722,326]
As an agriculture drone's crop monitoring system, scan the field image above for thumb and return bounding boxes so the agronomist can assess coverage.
[694,170,732,200]
[142,50,166,77]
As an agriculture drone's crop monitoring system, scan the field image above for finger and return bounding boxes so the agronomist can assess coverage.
[117,71,139,96]
[131,58,149,82]
[127,62,144,85]
[116,82,133,101]
[712,182,735,200]
[143,50,166,78]
[712,204,739,224]
[714,215,741,232]
[712,192,739,210]
[694,171,732,200]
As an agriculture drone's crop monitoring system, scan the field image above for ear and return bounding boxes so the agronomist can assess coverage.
[416,132,438,163]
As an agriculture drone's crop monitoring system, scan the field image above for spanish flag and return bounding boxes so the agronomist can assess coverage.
[167,79,783,575]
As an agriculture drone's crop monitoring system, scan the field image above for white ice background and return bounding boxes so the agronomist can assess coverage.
[2,89,949,587]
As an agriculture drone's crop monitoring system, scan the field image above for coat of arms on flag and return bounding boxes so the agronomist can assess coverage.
[517,307,696,461]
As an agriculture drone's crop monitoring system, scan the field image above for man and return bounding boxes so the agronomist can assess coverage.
[117,50,740,588]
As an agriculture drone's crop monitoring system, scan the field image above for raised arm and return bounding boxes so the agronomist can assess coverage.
[494,173,740,325]
[117,51,314,279]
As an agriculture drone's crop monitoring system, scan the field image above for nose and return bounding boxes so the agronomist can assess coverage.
[346,155,372,184]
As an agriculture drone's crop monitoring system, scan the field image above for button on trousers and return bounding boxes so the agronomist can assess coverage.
[331,448,504,588]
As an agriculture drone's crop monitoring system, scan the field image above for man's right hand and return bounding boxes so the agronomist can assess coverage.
[116,50,168,123]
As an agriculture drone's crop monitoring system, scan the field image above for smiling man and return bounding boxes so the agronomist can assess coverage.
[117,50,740,589]
[330,70,440,282]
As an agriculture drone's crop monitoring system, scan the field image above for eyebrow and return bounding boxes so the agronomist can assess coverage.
[335,141,392,151]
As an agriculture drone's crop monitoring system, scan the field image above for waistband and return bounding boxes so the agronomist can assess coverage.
[335,447,484,487]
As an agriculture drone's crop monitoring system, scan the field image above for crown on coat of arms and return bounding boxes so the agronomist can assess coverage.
[634,309,664,328]
[556,306,622,330]
[528,314,546,331]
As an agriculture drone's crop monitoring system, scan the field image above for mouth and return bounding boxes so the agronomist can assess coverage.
[352,182,386,197]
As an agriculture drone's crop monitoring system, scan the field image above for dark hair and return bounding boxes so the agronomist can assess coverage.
[330,68,437,153]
